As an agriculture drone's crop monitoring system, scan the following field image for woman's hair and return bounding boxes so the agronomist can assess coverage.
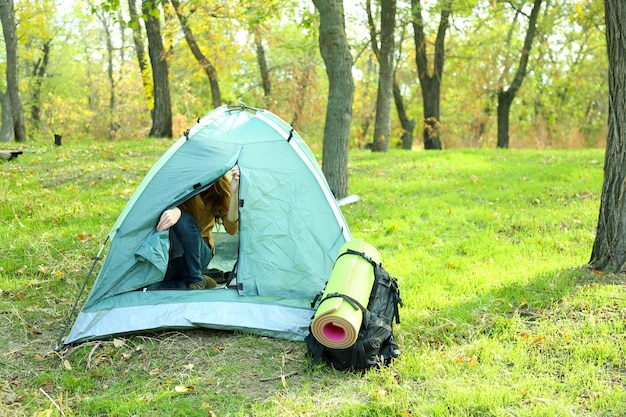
[206,174,231,223]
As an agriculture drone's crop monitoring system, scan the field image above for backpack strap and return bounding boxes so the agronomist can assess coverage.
[320,292,366,314]
[337,248,377,268]
[374,263,403,324]
[310,290,324,308]
[319,292,371,330]
[335,249,402,324]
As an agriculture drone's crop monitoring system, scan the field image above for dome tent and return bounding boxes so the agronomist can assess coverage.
[60,105,351,346]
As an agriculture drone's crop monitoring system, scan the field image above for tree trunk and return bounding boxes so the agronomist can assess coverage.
[289,62,312,128]
[589,0,626,272]
[105,23,116,140]
[0,89,13,142]
[496,0,542,149]
[496,90,514,148]
[30,40,51,131]
[412,0,449,150]
[253,24,271,101]
[312,0,354,199]
[0,0,26,142]
[142,0,172,138]
[94,7,117,140]
[421,77,443,149]
[170,0,221,109]
[393,78,415,150]
[371,0,396,152]
[128,0,151,103]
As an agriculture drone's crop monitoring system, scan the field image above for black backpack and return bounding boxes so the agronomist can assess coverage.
[305,249,403,371]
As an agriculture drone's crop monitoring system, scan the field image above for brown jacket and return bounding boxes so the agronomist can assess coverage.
[179,194,238,254]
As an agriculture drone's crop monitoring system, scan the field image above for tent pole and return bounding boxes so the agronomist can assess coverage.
[54,236,109,351]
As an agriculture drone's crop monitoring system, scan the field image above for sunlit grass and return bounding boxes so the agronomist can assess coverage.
[1,140,624,416]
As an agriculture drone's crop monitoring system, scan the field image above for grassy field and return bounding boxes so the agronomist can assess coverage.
[1,139,625,416]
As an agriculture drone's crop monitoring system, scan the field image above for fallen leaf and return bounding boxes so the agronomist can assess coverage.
[372,389,387,398]
[175,385,195,393]
[113,338,126,348]
[40,380,54,393]
[201,402,218,416]
[76,233,94,241]
[468,355,478,369]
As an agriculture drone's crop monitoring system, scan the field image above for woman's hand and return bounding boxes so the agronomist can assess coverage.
[157,207,181,231]
[230,165,240,192]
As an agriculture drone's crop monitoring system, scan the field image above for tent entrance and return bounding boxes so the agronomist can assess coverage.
[144,224,240,291]
[204,225,239,287]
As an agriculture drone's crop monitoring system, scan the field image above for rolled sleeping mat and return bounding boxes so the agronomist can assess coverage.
[310,238,381,349]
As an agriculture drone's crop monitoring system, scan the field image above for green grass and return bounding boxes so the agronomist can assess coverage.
[2,140,625,416]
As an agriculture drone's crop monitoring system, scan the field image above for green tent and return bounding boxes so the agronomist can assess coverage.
[62,105,352,345]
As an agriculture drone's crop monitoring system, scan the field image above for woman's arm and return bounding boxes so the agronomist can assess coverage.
[156,207,181,231]
[226,166,240,224]
[224,166,240,234]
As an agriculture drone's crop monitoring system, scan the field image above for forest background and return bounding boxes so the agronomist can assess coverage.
[0,0,608,151]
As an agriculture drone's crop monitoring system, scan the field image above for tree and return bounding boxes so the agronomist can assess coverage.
[0,90,11,142]
[256,7,323,131]
[128,0,152,103]
[92,4,119,140]
[19,0,56,133]
[169,0,222,109]
[142,0,172,138]
[496,0,542,149]
[392,18,416,150]
[589,0,626,272]
[367,0,396,152]
[529,0,606,148]
[253,23,271,101]
[29,39,51,131]
[312,0,354,199]
[0,0,27,142]
[412,0,450,150]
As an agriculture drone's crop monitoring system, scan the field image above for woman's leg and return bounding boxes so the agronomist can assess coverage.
[167,211,212,288]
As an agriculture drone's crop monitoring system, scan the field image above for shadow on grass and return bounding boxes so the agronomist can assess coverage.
[408,265,626,348]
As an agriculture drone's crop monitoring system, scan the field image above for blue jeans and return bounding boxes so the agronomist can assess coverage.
[159,211,212,289]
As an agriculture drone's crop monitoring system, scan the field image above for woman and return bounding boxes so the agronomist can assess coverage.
[155,166,240,289]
